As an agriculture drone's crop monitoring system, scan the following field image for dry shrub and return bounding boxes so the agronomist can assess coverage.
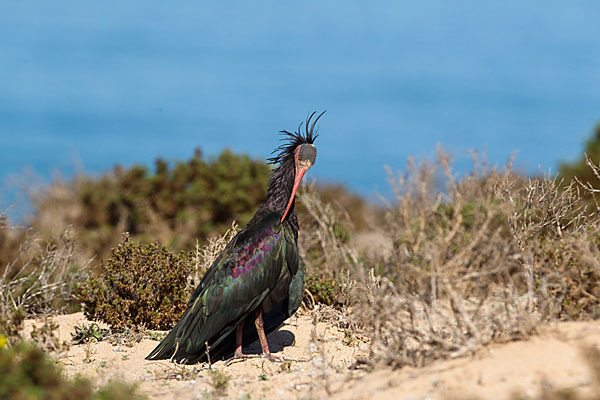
[297,185,367,333]
[300,184,362,277]
[345,149,600,368]
[29,319,69,354]
[0,215,28,277]
[352,151,526,367]
[499,170,600,320]
[298,183,384,232]
[0,219,89,341]
[188,221,239,293]
[1,230,89,314]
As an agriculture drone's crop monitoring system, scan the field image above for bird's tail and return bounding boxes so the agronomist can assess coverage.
[146,323,180,360]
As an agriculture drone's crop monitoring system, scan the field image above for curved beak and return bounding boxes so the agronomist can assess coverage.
[281,161,311,223]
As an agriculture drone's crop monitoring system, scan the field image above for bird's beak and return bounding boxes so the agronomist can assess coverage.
[281,161,311,223]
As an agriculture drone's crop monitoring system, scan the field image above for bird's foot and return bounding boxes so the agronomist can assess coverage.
[262,353,282,362]
[234,349,246,358]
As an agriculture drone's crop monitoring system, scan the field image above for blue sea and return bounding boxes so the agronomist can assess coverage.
[2,1,600,220]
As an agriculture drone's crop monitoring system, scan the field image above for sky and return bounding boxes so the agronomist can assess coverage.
[1,1,599,219]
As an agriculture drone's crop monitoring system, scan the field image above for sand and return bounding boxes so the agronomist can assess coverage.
[22,313,600,399]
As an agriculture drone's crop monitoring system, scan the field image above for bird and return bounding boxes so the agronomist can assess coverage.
[146,111,323,364]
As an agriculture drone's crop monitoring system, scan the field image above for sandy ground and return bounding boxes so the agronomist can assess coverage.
[23,313,600,399]
[24,312,368,399]
[332,320,600,400]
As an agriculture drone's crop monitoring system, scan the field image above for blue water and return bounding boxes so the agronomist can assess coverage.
[2,1,600,219]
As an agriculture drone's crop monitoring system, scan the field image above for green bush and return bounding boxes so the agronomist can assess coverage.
[305,273,340,306]
[0,341,145,400]
[79,234,194,330]
[31,149,271,262]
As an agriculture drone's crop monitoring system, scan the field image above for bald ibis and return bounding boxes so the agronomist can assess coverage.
[146,112,323,363]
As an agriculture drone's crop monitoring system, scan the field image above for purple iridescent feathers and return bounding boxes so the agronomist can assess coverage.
[231,228,280,279]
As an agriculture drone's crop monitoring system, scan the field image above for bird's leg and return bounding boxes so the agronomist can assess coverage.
[254,309,279,361]
[234,323,245,358]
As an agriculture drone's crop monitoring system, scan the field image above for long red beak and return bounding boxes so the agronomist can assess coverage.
[281,164,310,223]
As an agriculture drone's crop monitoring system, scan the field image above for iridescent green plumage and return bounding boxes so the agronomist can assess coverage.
[146,211,304,363]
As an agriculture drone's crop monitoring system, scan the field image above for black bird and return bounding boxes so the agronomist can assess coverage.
[146,112,323,363]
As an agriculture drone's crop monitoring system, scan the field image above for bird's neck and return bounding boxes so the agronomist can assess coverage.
[263,157,295,216]
[253,157,299,235]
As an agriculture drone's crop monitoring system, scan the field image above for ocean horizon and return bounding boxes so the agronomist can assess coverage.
[2,1,599,220]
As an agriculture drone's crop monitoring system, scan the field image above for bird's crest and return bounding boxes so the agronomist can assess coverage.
[268,111,324,165]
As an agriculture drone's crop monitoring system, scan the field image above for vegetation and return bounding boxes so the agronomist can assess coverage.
[79,234,194,330]
[0,341,145,400]
[30,149,271,262]
[340,149,600,368]
[3,131,600,397]
[26,149,370,265]
[29,320,69,354]
[304,273,340,307]
[0,220,88,344]
[71,323,109,344]
[560,122,600,193]
[0,215,28,278]
[208,369,230,394]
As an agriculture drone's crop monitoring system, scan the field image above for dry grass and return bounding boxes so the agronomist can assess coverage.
[0,221,90,343]
[1,229,89,314]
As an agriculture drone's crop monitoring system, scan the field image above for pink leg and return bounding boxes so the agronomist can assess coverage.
[254,309,279,361]
[234,323,245,358]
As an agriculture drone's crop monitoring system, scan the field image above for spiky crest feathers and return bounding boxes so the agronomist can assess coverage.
[254,111,324,233]
[268,111,324,165]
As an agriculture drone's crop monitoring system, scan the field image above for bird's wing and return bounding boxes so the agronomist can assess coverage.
[239,221,305,347]
[146,212,287,361]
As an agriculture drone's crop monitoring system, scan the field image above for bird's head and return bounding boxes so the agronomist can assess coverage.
[269,111,324,223]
